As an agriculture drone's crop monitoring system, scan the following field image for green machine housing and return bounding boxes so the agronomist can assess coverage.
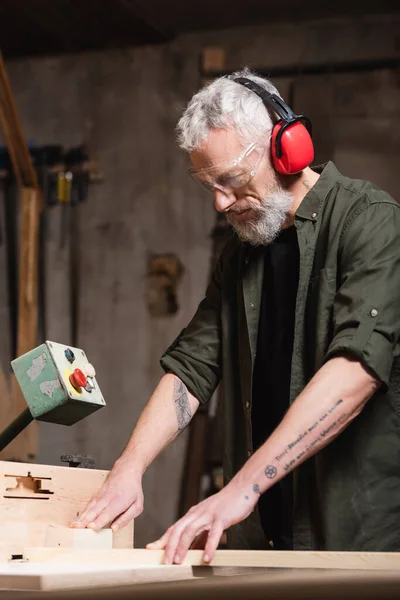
[11,341,105,426]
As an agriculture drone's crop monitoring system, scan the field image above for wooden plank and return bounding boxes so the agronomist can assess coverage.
[44,527,113,550]
[0,562,196,591]
[3,563,400,597]
[22,548,400,571]
[0,461,133,557]
[0,52,39,190]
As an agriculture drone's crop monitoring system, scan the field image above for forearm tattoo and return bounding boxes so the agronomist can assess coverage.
[174,377,192,433]
[246,399,348,501]
[275,399,347,472]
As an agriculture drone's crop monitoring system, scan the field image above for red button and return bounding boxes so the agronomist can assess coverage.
[69,368,87,390]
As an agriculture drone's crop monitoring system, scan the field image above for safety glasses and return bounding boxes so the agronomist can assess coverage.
[189,141,267,195]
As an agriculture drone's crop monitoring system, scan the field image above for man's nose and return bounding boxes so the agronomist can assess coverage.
[213,188,236,213]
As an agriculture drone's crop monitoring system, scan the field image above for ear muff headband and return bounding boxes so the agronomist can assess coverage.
[233,77,314,174]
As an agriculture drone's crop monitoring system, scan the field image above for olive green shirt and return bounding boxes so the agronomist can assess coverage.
[161,162,400,551]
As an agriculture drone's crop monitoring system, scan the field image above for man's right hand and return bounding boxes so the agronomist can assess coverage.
[71,457,144,532]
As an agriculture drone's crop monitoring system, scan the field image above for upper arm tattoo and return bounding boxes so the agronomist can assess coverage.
[174,377,192,433]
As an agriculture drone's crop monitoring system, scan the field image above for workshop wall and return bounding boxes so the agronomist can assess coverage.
[1,12,399,547]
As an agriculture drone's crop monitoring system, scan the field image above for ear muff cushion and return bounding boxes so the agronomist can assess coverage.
[271,121,314,175]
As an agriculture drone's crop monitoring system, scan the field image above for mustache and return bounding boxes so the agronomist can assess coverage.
[227,201,262,215]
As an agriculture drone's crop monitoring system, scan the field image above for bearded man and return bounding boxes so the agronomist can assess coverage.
[73,69,400,562]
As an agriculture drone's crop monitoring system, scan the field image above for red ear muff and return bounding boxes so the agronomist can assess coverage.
[232,77,315,175]
[271,120,314,175]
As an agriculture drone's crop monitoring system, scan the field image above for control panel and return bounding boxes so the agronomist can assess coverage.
[11,341,106,426]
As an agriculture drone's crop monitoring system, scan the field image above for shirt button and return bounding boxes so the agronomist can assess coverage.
[250,303,255,309]
[311,212,317,219]
[245,401,250,409]
[370,308,378,317]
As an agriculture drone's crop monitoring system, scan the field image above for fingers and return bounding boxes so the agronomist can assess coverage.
[157,513,209,565]
[86,507,114,531]
[148,517,221,565]
[71,498,107,528]
[110,502,143,532]
[163,517,193,564]
[85,495,142,531]
[148,518,190,564]
[173,518,209,564]
[203,521,224,563]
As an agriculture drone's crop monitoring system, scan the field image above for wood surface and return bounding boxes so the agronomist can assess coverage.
[4,548,400,593]
[21,548,400,571]
[0,561,196,591]
[44,527,113,550]
[2,567,400,598]
[0,461,133,557]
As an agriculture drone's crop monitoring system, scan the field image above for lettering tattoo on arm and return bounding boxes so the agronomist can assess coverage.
[265,399,348,479]
[173,377,192,433]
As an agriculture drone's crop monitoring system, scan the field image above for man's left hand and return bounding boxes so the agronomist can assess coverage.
[146,481,257,564]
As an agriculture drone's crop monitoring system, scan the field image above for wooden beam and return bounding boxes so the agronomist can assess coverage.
[0,52,39,190]
[0,52,44,461]
[0,188,41,461]
[22,548,400,571]
[44,527,113,550]
[16,188,40,355]
[0,561,196,592]
[0,363,10,432]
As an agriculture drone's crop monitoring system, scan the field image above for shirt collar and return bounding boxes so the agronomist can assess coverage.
[295,161,341,221]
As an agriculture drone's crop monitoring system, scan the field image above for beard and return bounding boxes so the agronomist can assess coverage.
[226,184,294,246]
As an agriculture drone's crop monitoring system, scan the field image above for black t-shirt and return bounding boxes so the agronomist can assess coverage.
[251,225,299,550]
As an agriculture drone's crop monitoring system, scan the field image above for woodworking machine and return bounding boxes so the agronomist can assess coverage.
[0,341,135,563]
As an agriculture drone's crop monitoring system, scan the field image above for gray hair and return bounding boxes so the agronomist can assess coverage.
[176,67,282,152]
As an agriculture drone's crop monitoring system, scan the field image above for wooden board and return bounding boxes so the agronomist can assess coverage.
[4,549,400,594]
[4,568,400,599]
[21,548,400,571]
[0,461,133,558]
[44,527,113,549]
[0,562,196,591]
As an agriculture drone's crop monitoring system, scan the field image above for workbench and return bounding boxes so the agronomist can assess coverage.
[1,550,400,599]
[2,460,400,598]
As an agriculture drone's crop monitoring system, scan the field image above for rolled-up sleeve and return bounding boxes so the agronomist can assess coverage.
[160,244,227,404]
[325,200,400,386]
